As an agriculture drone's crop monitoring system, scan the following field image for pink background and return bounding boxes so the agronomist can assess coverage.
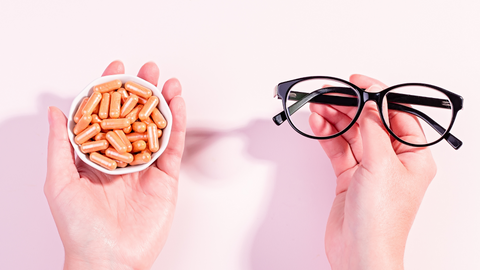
[0,1,479,269]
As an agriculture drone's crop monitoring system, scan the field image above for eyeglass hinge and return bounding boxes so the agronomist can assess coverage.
[273,85,279,98]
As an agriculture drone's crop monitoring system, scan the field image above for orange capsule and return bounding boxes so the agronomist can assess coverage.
[110,92,121,118]
[126,105,143,124]
[99,93,110,119]
[114,130,133,153]
[118,88,129,104]
[93,79,122,93]
[92,104,99,115]
[124,81,152,99]
[142,116,154,126]
[95,132,107,141]
[147,123,160,152]
[91,114,102,124]
[82,92,102,116]
[100,118,131,130]
[126,132,148,142]
[106,131,127,154]
[115,160,128,168]
[142,148,152,156]
[123,125,132,134]
[73,115,93,135]
[151,108,167,129]
[157,129,162,138]
[137,96,147,105]
[75,123,101,144]
[90,152,117,170]
[138,96,159,121]
[80,140,109,153]
[130,151,151,166]
[105,147,134,163]
[120,94,139,118]
[74,97,89,123]
[132,122,147,133]
[132,140,147,152]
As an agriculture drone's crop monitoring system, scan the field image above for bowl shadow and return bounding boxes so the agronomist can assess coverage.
[183,118,336,270]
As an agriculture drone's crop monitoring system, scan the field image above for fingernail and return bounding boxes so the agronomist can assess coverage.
[366,84,383,93]
[47,106,52,126]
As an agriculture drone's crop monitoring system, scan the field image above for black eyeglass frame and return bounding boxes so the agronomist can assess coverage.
[273,76,464,149]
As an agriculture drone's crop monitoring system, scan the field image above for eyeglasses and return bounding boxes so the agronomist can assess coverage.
[272,76,464,149]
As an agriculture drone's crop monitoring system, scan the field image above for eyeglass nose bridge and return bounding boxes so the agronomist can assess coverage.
[362,91,382,103]
[360,91,389,120]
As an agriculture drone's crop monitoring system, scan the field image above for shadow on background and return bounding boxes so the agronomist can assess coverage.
[0,95,336,269]
[183,117,336,270]
[0,93,72,268]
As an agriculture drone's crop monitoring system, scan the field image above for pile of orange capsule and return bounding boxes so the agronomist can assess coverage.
[72,79,167,170]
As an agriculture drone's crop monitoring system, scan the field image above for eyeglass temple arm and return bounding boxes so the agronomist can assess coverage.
[283,88,452,110]
[273,90,451,124]
[386,92,452,109]
[272,87,351,125]
[273,87,452,123]
[272,88,461,149]
[273,87,370,126]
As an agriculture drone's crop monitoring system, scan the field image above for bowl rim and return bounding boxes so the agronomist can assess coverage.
[67,74,173,175]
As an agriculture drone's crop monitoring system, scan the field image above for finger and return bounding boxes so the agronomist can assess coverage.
[102,60,125,76]
[309,102,363,161]
[137,61,160,87]
[309,103,358,137]
[356,85,396,168]
[350,74,388,89]
[352,73,428,153]
[309,112,360,177]
[388,109,428,153]
[387,109,436,183]
[318,83,361,119]
[45,107,79,198]
[156,82,186,179]
[161,78,182,104]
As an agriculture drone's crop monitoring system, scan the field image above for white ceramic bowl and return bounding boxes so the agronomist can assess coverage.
[67,74,172,175]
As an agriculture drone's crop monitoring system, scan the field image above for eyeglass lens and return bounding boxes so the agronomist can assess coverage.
[384,85,452,145]
[285,78,360,138]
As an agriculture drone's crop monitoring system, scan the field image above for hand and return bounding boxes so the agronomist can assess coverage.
[309,74,436,270]
[44,60,186,270]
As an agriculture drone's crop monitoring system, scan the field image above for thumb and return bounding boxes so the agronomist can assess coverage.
[45,106,78,198]
[357,85,396,168]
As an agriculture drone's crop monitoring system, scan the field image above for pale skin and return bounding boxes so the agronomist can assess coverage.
[310,75,437,270]
[46,67,434,269]
[45,60,186,270]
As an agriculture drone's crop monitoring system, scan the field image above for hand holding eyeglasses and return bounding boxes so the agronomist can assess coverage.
[274,74,456,269]
[321,75,438,269]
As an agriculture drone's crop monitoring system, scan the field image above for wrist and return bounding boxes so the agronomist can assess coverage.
[63,255,141,270]
[327,233,406,270]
